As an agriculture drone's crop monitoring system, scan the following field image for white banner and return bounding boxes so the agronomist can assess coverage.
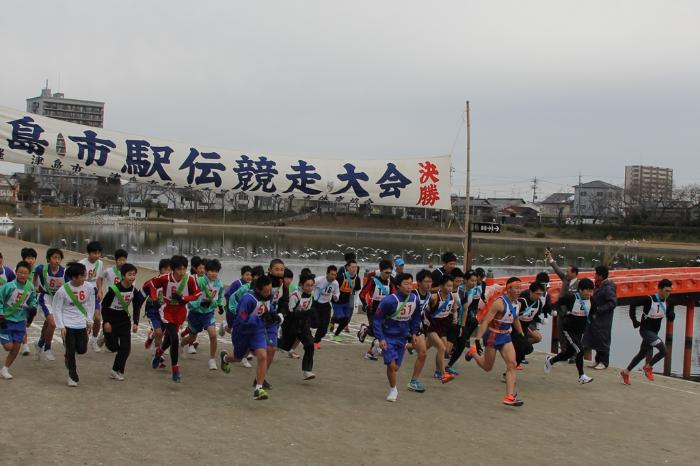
[0,105,452,210]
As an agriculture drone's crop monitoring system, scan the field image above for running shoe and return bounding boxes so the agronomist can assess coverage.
[151,353,161,369]
[33,342,42,360]
[252,379,272,389]
[220,351,231,374]
[240,358,252,368]
[158,357,166,369]
[578,374,593,384]
[440,373,455,384]
[97,334,105,348]
[288,351,300,359]
[364,352,378,361]
[433,370,441,379]
[208,358,218,371]
[187,344,197,355]
[144,330,154,349]
[521,357,529,365]
[386,387,398,402]
[254,388,268,400]
[502,394,524,407]
[544,356,553,375]
[643,365,655,381]
[246,354,254,361]
[464,346,476,362]
[620,370,631,385]
[303,371,316,380]
[44,349,56,361]
[592,363,607,370]
[357,324,368,343]
[21,343,30,356]
[333,335,342,343]
[407,379,426,393]
[171,366,181,383]
[218,322,226,337]
[67,376,78,387]
[314,342,321,350]
[110,370,125,381]
[445,366,459,376]
[0,367,13,379]
[89,337,101,353]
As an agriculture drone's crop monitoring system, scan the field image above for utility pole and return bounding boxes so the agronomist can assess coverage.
[577,173,582,224]
[531,177,538,203]
[464,101,472,270]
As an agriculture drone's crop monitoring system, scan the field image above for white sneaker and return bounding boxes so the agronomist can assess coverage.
[218,323,226,337]
[110,370,125,381]
[592,363,607,370]
[303,371,316,380]
[43,349,56,361]
[246,354,254,361]
[67,376,78,387]
[21,343,30,356]
[0,366,13,379]
[97,334,105,348]
[89,337,101,353]
[208,358,218,370]
[33,342,42,360]
[578,374,594,384]
[240,358,252,368]
[386,387,398,402]
[187,344,197,354]
[544,356,553,375]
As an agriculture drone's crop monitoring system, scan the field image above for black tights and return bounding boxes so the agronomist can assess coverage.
[551,330,584,376]
[333,317,350,337]
[160,323,180,367]
[104,324,131,373]
[627,341,666,371]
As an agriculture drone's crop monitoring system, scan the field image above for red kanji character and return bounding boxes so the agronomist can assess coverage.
[417,184,440,206]
[418,161,439,184]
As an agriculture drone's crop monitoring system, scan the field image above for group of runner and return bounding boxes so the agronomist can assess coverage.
[0,243,676,405]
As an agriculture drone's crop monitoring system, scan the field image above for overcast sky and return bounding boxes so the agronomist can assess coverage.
[1,0,698,199]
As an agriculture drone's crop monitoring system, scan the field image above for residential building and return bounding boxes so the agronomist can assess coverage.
[25,85,104,205]
[573,180,624,221]
[539,192,574,222]
[624,165,673,205]
[0,175,17,204]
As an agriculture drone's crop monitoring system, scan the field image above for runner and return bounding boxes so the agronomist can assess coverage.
[182,255,207,354]
[0,261,37,380]
[96,248,129,349]
[52,262,96,386]
[260,258,289,388]
[19,248,38,356]
[224,265,264,368]
[32,248,65,361]
[0,252,17,286]
[544,278,595,384]
[100,263,145,380]
[406,269,432,393]
[220,275,273,400]
[430,252,458,292]
[181,259,225,370]
[373,272,421,402]
[467,276,526,407]
[514,282,546,368]
[143,259,171,363]
[444,268,464,359]
[446,269,479,373]
[358,260,395,360]
[278,273,317,380]
[619,279,675,385]
[78,241,104,353]
[331,261,360,342]
[148,255,201,382]
[424,274,458,383]
[223,265,253,303]
[311,265,339,349]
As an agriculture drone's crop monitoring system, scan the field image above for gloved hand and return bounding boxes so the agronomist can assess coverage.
[218,305,225,315]
[551,310,558,317]
[200,299,212,308]
[632,320,641,328]
[475,338,484,356]
[171,293,185,305]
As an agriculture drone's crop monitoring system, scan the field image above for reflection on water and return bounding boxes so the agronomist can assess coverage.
[4,220,699,377]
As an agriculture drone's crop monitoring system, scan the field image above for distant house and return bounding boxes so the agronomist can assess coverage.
[486,198,527,210]
[451,196,496,222]
[573,180,623,222]
[540,192,574,222]
[0,175,17,203]
[498,205,540,224]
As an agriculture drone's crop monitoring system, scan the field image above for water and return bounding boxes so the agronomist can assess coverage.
[4,220,699,378]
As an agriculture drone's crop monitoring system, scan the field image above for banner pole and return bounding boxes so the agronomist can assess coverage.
[464,100,472,270]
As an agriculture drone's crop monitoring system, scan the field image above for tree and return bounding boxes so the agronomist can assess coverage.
[18,174,38,203]
[95,177,121,208]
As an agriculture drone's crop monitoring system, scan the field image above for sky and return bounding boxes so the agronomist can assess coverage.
[1,0,698,199]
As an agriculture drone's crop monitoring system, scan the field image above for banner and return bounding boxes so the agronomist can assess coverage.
[0,105,452,210]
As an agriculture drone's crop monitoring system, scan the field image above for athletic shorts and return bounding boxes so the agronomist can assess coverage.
[332,302,352,320]
[382,336,407,367]
[232,330,267,360]
[39,294,53,317]
[145,304,163,329]
[161,306,187,327]
[0,320,27,345]
[425,315,451,339]
[482,329,512,350]
[265,322,279,347]
[187,311,215,334]
[93,286,101,310]
[640,329,662,347]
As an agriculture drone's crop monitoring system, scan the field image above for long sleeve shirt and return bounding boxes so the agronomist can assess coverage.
[148,273,201,311]
[234,291,268,334]
[0,279,37,322]
[53,282,96,329]
[189,276,225,313]
[0,265,16,285]
[628,295,675,333]
[372,290,421,341]
[313,276,340,304]
[101,282,145,325]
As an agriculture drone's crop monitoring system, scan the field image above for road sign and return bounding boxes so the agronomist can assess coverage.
[472,222,501,233]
